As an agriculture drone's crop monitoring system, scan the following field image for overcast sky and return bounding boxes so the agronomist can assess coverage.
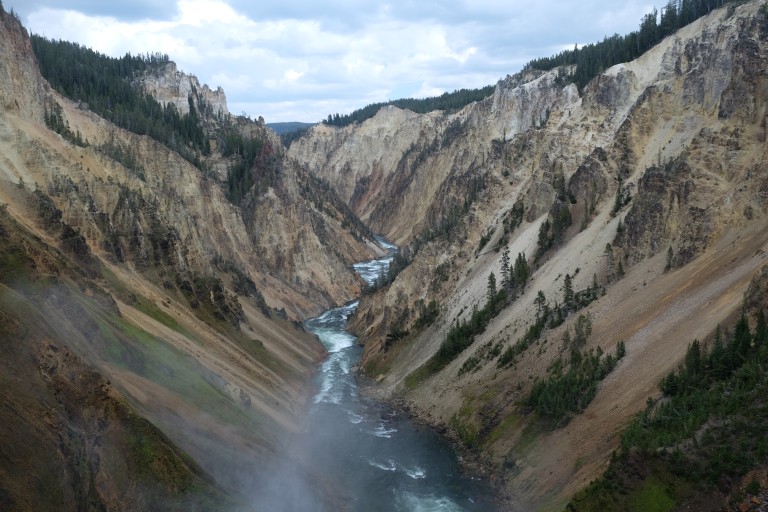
[7,0,661,123]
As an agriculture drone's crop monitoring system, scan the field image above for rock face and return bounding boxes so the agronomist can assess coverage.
[0,10,45,119]
[0,5,380,510]
[293,2,768,508]
[290,69,578,244]
[135,61,228,117]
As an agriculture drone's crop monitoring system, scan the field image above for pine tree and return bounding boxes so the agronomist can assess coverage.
[500,246,511,294]
[612,177,623,216]
[537,219,551,253]
[562,328,572,347]
[563,273,574,310]
[534,290,547,318]
[487,272,497,304]
[732,309,752,366]
[514,252,530,287]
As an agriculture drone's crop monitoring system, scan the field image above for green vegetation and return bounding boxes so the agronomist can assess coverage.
[278,125,311,147]
[97,138,147,180]
[528,339,626,427]
[265,121,315,135]
[44,100,87,147]
[31,36,290,203]
[221,127,280,203]
[215,258,272,317]
[611,177,632,217]
[294,169,374,243]
[629,477,676,512]
[451,404,481,448]
[408,251,531,384]
[321,86,495,127]
[497,271,602,368]
[366,169,485,297]
[526,0,740,92]
[266,122,315,147]
[536,200,573,259]
[413,299,440,329]
[569,307,768,510]
[493,200,525,252]
[31,36,209,167]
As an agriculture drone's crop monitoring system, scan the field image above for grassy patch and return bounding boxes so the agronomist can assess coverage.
[76,295,276,438]
[450,404,480,449]
[404,357,444,389]
[485,412,521,446]
[100,266,198,340]
[630,478,675,512]
[133,294,197,340]
[363,356,392,378]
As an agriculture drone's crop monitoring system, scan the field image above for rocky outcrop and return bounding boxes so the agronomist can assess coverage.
[135,61,228,117]
[0,8,45,119]
[289,67,579,245]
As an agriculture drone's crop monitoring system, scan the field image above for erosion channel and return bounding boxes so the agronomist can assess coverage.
[301,239,497,511]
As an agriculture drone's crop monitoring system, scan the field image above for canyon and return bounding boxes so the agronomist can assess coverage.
[1,1,768,511]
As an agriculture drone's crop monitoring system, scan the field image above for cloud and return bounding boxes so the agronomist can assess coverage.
[8,0,178,21]
[8,0,665,122]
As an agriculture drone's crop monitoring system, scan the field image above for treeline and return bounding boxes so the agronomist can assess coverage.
[526,0,737,91]
[570,308,768,510]
[321,85,495,128]
[31,36,209,166]
[220,127,274,203]
[408,248,531,385]
[30,36,307,203]
[328,0,737,133]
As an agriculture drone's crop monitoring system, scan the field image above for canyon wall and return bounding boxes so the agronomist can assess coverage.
[292,3,768,508]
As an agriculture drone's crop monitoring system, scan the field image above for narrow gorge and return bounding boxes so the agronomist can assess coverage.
[2,1,768,511]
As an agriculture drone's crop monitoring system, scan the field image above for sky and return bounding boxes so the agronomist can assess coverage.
[7,0,661,123]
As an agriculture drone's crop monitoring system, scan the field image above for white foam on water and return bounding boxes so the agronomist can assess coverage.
[372,424,398,438]
[315,328,356,353]
[395,492,465,512]
[368,459,398,472]
[313,351,353,404]
[354,241,396,286]
[347,411,364,424]
[313,375,334,404]
[405,466,426,479]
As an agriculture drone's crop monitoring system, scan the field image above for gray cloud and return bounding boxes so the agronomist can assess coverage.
[7,0,663,122]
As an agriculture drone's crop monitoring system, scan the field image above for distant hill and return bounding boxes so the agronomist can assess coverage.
[266,121,316,134]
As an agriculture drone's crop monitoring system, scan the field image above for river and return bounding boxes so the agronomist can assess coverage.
[300,238,496,512]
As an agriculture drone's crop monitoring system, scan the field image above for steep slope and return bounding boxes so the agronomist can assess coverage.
[0,210,224,511]
[294,2,768,508]
[0,6,379,510]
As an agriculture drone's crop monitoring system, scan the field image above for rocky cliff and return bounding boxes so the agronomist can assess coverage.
[135,61,228,118]
[0,5,379,510]
[292,2,768,508]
